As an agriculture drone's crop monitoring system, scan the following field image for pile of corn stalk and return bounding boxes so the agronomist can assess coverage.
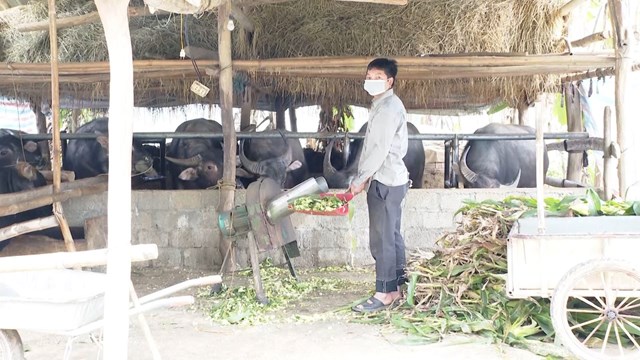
[393,191,640,350]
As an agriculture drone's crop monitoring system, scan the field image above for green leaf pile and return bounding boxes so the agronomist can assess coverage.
[291,195,347,212]
[202,260,362,325]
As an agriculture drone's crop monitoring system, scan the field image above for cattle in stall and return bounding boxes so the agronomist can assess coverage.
[165,118,226,189]
[237,129,309,189]
[0,130,44,169]
[63,118,158,185]
[0,161,48,251]
[323,122,425,189]
[456,123,549,188]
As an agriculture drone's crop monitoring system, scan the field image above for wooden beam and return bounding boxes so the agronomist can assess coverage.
[15,7,163,33]
[230,4,254,33]
[217,0,237,273]
[144,0,221,14]
[559,0,590,17]
[608,0,637,199]
[336,0,407,5]
[0,215,59,242]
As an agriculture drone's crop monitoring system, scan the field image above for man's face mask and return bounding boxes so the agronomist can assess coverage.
[363,79,387,96]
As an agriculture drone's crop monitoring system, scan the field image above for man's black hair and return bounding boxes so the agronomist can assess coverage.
[367,58,398,87]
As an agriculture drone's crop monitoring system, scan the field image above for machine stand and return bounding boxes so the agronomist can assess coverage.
[247,231,268,304]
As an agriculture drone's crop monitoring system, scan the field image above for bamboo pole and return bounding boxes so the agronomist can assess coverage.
[603,106,614,200]
[217,0,237,273]
[48,0,77,254]
[608,0,637,200]
[95,0,134,356]
[0,54,617,73]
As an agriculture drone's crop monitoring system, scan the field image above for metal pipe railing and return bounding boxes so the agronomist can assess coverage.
[17,131,591,141]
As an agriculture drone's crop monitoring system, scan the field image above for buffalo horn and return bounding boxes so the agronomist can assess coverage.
[166,154,202,167]
[239,139,262,175]
[459,146,479,183]
[500,169,521,189]
[323,139,338,176]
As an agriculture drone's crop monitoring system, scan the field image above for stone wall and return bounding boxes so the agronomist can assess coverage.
[62,188,585,270]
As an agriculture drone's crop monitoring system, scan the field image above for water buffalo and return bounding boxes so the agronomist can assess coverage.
[63,118,158,182]
[0,161,49,251]
[0,130,43,169]
[165,118,225,189]
[323,122,425,189]
[237,129,308,189]
[456,123,549,188]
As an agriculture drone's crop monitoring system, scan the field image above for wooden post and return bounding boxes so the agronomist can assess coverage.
[32,100,48,134]
[217,0,237,273]
[535,96,545,234]
[47,0,76,255]
[563,83,583,182]
[516,99,528,126]
[275,95,286,130]
[603,106,615,200]
[95,0,134,356]
[70,108,80,133]
[289,106,298,132]
[608,0,638,199]
[240,85,252,130]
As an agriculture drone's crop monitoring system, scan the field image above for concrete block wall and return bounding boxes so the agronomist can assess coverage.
[62,188,585,270]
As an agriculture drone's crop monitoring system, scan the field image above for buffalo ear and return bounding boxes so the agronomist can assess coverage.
[286,160,302,172]
[178,167,198,181]
[23,141,39,153]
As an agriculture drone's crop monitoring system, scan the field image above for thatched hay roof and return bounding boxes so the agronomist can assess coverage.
[0,0,569,111]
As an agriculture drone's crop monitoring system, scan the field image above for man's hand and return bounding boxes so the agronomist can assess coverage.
[348,180,367,196]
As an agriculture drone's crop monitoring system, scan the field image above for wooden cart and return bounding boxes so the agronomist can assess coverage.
[508,215,640,360]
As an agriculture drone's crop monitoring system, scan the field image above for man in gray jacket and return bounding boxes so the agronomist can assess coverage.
[349,58,410,313]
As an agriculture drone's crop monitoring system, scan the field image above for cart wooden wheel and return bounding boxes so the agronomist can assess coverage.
[0,329,23,360]
[551,259,640,360]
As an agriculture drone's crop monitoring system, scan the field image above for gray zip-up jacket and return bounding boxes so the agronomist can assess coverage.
[352,89,409,188]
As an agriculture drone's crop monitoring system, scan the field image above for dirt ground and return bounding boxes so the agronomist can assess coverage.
[15,267,559,360]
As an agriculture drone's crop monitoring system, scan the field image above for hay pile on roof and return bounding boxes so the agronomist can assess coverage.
[0,0,566,110]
